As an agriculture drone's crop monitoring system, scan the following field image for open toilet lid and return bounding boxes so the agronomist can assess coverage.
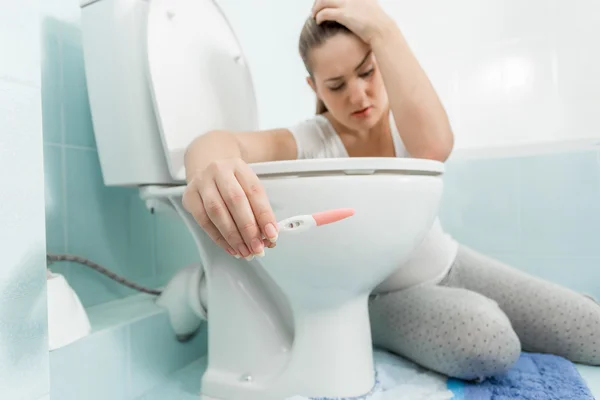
[146,0,259,182]
[250,158,444,176]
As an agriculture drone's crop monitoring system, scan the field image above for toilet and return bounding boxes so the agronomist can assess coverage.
[79,0,446,398]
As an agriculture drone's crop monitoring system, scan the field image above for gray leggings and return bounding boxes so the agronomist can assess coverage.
[368,245,600,381]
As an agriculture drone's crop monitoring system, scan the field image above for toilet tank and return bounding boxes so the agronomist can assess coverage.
[80,0,259,186]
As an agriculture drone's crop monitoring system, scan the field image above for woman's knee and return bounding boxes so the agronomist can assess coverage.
[434,298,522,381]
[369,287,522,381]
[448,327,521,381]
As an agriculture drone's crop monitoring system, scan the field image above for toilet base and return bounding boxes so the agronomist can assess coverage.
[199,292,376,400]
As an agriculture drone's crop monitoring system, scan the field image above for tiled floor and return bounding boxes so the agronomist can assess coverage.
[136,356,600,399]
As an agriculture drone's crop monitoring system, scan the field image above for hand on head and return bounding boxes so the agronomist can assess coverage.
[311,0,393,45]
[182,158,278,260]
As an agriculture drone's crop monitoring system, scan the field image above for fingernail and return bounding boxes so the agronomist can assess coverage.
[255,249,265,258]
[245,254,254,261]
[265,223,278,243]
[238,245,250,258]
[226,248,237,256]
[251,238,264,255]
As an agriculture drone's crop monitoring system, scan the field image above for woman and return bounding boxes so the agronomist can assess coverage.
[182,0,600,381]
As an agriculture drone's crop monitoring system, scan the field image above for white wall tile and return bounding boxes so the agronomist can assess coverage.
[0,77,48,399]
[0,0,41,86]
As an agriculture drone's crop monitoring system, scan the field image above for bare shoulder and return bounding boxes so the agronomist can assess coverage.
[234,127,298,164]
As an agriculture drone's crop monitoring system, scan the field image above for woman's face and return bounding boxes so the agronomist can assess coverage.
[307,33,389,131]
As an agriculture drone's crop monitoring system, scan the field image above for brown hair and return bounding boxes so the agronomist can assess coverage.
[298,18,352,114]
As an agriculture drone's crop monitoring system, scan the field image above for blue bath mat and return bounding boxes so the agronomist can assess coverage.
[449,352,595,400]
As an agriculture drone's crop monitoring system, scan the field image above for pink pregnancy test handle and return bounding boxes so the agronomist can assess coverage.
[312,208,355,226]
[276,208,355,234]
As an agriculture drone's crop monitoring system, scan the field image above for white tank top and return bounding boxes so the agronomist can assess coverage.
[287,112,458,292]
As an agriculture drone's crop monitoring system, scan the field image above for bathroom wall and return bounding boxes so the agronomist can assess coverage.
[0,0,50,399]
[41,0,200,309]
[378,0,600,156]
[439,149,600,299]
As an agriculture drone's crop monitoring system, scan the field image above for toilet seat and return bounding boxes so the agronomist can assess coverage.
[140,158,444,203]
[251,157,444,177]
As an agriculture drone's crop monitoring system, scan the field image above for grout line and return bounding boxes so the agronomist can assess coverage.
[61,144,69,257]
[515,158,522,257]
[596,151,600,197]
[0,74,40,89]
[59,38,65,146]
[45,142,96,151]
[62,143,97,151]
[59,38,70,279]
[524,255,600,261]
[152,211,159,280]
[126,324,133,399]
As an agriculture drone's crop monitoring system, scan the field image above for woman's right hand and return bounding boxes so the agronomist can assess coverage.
[182,158,279,259]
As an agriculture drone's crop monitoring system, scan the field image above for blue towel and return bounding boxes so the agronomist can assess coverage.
[449,352,595,400]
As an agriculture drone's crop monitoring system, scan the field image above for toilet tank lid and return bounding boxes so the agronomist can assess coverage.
[250,158,444,176]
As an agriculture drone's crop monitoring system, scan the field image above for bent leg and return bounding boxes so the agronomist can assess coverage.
[368,285,521,381]
[441,245,600,365]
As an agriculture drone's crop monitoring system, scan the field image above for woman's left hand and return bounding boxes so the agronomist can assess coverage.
[312,0,394,44]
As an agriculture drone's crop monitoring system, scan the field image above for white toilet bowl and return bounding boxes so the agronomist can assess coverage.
[144,157,444,399]
[79,0,445,398]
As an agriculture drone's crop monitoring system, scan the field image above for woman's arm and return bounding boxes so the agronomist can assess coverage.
[182,128,297,257]
[370,21,454,162]
[184,129,298,182]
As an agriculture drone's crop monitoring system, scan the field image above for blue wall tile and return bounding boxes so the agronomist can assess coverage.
[440,157,520,254]
[518,256,600,296]
[41,81,63,145]
[155,213,201,285]
[61,30,87,91]
[43,144,66,255]
[441,149,600,299]
[62,146,162,307]
[518,151,600,258]
[128,197,159,280]
[129,314,207,397]
[40,18,63,146]
[63,84,95,148]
